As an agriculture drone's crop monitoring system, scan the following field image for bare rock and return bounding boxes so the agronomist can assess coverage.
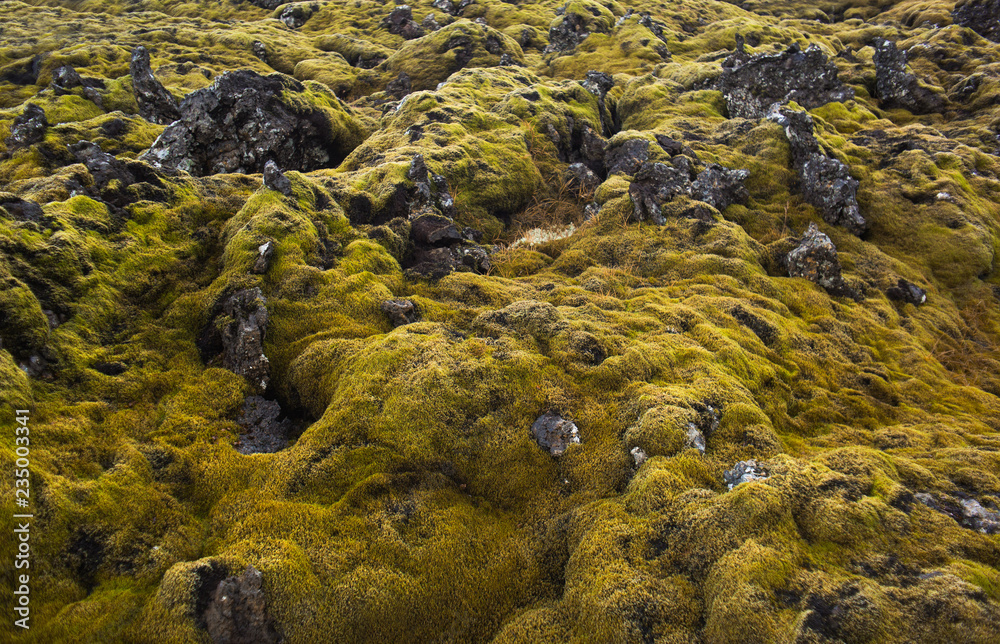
[234,396,290,454]
[768,107,867,236]
[204,566,281,644]
[381,299,420,326]
[197,288,272,393]
[873,38,946,115]
[787,223,859,299]
[142,70,362,176]
[278,2,319,29]
[531,411,580,456]
[262,160,293,196]
[383,6,425,39]
[691,164,750,211]
[628,161,693,225]
[952,0,1000,42]
[5,103,47,151]
[717,42,854,120]
[723,459,768,490]
[886,278,927,305]
[130,46,181,125]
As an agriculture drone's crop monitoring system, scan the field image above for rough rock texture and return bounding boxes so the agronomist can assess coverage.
[233,396,290,454]
[382,5,424,40]
[873,38,946,115]
[717,43,854,119]
[196,288,271,393]
[204,566,281,644]
[886,278,927,305]
[768,107,867,235]
[952,0,1000,43]
[530,411,580,456]
[142,70,364,175]
[129,46,181,125]
[629,158,749,223]
[787,223,858,299]
[262,160,292,196]
[381,298,420,326]
[4,103,47,150]
[723,459,768,490]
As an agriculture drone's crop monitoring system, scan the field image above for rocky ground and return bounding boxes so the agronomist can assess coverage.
[1,0,1000,642]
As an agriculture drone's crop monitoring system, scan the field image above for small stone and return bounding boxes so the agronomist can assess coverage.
[252,240,276,274]
[685,422,706,454]
[381,299,419,327]
[531,411,581,456]
[723,459,768,490]
[787,223,859,300]
[886,279,927,305]
[630,446,648,467]
[262,160,293,196]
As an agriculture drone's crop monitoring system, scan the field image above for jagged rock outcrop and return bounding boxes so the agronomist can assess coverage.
[5,103,47,150]
[204,566,281,644]
[383,5,424,39]
[768,107,867,235]
[629,158,749,224]
[234,396,290,454]
[197,288,271,393]
[952,0,1000,42]
[717,42,854,119]
[787,223,858,299]
[129,46,180,125]
[873,38,946,115]
[142,70,365,176]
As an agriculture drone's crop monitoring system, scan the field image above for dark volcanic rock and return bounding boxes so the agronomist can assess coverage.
[5,103,48,150]
[629,159,748,223]
[142,70,361,176]
[566,162,601,193]
[952,0,1000,42]
[386,72,413,99]
[787,223,858,299]
[204,566,281,644]
[199,288,271,393]
[383,5,425,40]
[768,107,867,236]
[234,396,290,454]
[873,38,945,115]
[886,279,927,305]
[629,161,693,225]
[69,141,136,189]
[531,411,581,456]
[250,0,284,8]
[717,43,854,120]
[129,46,181,125]
[0,195,47,225]
[544,7,591,54]
[252,240,276,275]
[278,2,320,29]
[381,298,420,327]
[262,160,293,196]
[691,164,750,211]
[723,459,768,490]
[606,137,650,176]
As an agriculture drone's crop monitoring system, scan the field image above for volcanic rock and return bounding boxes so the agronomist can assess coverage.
[531,411,581,456]
[204,566,281,644]
[5,103,48,150]
[873,38,945,115]
[787,223,858,299]
[129,46,180,125]
[952,0,1000,42]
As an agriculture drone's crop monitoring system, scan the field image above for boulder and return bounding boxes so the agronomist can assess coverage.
[786,223,859,299]
[262,160,293,196]
[204,566,281,644]
[5,103,48,150]
[886,278,927,305]
[381,299,420,327]
[768,107,867,236]
[234,396,290,454]
[142,70,365,176]
[952,0,1000,42]
[383,5,424,40]
[717,43,854,120]
[129,46,180,125]
[873,38,945,115]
